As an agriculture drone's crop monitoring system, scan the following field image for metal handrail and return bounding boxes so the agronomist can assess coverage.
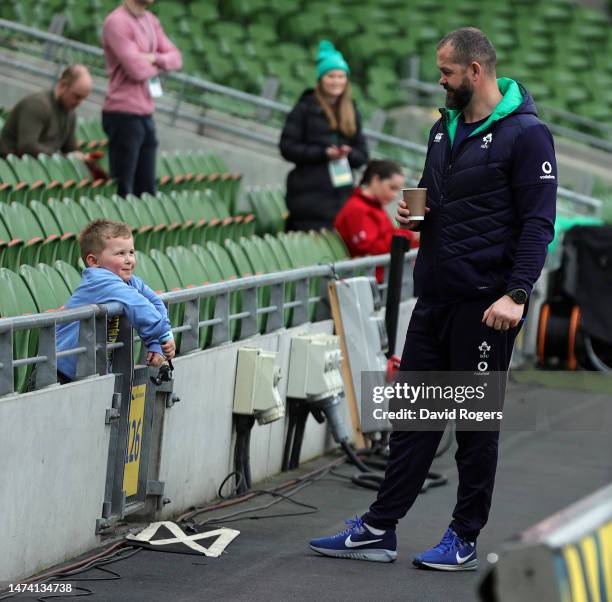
[0,252,416,396]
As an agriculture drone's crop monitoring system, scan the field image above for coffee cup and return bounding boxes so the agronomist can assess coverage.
[402,188,427,221]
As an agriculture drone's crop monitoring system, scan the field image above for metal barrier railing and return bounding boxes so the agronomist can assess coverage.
[0,252,416,397]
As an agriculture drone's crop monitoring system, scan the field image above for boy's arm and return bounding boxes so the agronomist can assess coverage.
[133,279,174,350]
[136,280,170,322]
[94,276,171,352]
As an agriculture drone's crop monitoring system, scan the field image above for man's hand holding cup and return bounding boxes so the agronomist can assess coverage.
[396,188,429,230]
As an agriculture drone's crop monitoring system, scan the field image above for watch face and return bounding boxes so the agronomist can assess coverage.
[511,289,528,304]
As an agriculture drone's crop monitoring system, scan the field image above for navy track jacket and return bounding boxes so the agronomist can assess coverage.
[415,78,557,303]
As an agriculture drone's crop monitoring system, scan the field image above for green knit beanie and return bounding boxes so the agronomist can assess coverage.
[316,40,350,80]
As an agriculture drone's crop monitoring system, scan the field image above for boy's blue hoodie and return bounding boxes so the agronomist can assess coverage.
[56,267,171,380]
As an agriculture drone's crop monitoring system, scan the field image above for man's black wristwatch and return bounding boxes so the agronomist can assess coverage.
[506,288,529,305]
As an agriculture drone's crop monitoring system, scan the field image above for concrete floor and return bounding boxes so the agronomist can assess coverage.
[14,380,612,602]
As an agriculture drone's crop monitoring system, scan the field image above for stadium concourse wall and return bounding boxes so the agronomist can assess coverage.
[0,299,415,582]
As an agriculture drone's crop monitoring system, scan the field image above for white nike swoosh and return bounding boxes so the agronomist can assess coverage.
[344,535,383,548]
[456,550,475,563]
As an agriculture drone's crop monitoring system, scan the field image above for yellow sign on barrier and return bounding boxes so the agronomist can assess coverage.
[122,383,146,498]
[556,520,612,602]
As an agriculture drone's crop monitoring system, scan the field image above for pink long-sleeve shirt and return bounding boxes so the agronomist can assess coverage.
[102,5,182,115]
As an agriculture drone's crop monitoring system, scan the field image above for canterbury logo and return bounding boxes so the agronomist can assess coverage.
[456,550,475,564]
[344,535,383,548]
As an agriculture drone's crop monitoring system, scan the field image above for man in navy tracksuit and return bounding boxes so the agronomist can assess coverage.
[310,28,557,569]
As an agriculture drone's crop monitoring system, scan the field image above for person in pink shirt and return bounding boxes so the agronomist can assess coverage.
[102,0,182,197]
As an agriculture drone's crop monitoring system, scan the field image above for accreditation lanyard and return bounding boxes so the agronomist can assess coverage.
[328,132,353,188]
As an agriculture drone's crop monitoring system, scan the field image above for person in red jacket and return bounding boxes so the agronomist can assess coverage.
[334,159,418,280]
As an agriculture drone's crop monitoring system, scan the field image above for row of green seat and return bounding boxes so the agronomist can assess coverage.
[246,187,288,235]
[155,151,242,213]
[0,229,350,391]
[0,117,244,213]
[0,190,255,269]
[0,260,81,392]
[0,152,112,204]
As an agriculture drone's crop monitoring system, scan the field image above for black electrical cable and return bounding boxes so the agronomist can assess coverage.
[242,418,254,490]
[0,547,141,602]
[195,475,323,528]
[282,401,298,471]
[288,408,308,470]
[217,471,245,499]
[35,548,142,602]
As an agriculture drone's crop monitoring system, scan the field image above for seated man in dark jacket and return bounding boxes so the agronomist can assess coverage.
[0,64,92,157]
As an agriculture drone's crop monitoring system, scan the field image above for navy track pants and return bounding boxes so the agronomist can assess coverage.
[362,295,521,540]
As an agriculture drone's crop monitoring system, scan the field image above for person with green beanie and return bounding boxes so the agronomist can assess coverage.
[280,40,368,231]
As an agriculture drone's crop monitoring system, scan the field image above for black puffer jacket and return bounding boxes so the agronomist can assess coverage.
[279,90,369,231]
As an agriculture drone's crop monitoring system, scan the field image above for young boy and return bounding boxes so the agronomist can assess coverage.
[56,219,175,381]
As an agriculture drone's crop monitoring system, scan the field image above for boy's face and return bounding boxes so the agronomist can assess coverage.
[86,236,136,282]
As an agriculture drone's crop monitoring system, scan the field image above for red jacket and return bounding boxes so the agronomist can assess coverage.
[335,186,417,265]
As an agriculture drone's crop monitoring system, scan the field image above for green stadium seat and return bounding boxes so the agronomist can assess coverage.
[5,154,53,201]
[320,229,350,261]
[20,264,65,311]
[54,260,82,293]
[166,245,213,347]
[36,263,72,304]
[0,202,55,265]
[205,240,243,339]
[148,248,184,348]
[29,200,79,266]
[0,267,39,392]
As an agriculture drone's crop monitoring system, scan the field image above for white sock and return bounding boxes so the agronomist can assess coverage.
[364,522,386,535]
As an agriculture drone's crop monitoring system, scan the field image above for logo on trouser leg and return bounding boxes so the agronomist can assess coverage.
[476,341,491,374]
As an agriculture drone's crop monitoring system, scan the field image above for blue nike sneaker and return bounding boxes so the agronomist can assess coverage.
[309,517,397,562]
[413,527,478,571]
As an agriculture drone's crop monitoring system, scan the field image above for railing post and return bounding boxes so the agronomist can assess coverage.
[240,287,258,339]
[293,278,309,325]
[180,297,200,353]
[75,311,96,380]
[0,326,14,396]
[211,292,230,346]
[170,78,186,126]
[35,324,57,389]
[265,282,284,333]
[256,76,280,122]
[109,315,134,518]
[95,305,109,375]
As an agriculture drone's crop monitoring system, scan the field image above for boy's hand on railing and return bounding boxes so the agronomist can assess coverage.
[161,339,176,360]
[147,352,165,367]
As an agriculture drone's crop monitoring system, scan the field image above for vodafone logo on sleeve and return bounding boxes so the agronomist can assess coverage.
[540,161,556,180]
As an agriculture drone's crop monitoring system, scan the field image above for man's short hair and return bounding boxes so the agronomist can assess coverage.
[79,219,132,262]
[58,64,88,88]
[437,28,497,74]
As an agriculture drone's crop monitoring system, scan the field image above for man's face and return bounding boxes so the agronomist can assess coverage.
[437,44,474,110]
[57,76,92,111]
[87,236,136,282]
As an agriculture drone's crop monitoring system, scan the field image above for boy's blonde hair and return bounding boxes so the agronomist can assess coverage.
[78,219,132,262]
